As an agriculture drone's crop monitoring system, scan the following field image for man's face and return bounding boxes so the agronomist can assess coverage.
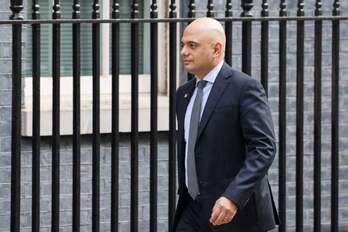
[180,27,216,79]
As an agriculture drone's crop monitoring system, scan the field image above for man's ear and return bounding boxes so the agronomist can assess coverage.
[214,42,222,57]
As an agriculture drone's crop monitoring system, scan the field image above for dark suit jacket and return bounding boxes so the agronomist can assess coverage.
[174,63,280,232]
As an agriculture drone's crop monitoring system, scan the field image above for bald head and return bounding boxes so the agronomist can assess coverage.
[181,17,226,79]
[185,17,226,57]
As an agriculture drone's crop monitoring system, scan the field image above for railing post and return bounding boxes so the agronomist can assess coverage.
[169,1,177,231]
[261,0,269,95]
[187,0,195,81]
[225,0,233,66]
[150,1,158,232]
[314,1,322,231]
[241,0,253,75]
[296,1,305,232]
[9,1,23,231]
[111,2,120,232]
[72,1,81,231]
[187,0,196,80]
[92,1,101,232]
[278,1,287,232]
[331,2,340,232]
[52,1,61,231]
[131,1,139,232]
[31,1,41,231]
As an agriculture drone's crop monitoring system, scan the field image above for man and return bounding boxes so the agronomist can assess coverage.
[174,17,279,232]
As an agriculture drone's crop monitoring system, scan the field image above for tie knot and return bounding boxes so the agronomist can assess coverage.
[197,80,207,90]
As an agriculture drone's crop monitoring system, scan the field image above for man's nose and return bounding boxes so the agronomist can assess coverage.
[180,46,187,56]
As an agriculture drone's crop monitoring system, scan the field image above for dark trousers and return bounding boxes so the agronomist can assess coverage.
[175,197,265,232]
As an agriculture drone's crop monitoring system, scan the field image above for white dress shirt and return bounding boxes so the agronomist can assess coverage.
[184,60,224,188]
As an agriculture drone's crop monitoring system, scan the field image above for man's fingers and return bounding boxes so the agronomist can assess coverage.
[209,204,221,224]
[214,211,228,225]
[210,197,239,225]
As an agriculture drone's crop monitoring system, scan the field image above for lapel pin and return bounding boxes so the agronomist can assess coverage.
[184,93,188,98]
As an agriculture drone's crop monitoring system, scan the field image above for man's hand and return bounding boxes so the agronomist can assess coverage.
[209,196,238,226]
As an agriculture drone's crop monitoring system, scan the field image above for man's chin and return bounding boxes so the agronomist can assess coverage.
[183,66,194,74]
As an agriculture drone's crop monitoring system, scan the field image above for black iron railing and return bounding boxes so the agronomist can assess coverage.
[3,0,346,232]
[72,1,81,231]
[111,2,120,232]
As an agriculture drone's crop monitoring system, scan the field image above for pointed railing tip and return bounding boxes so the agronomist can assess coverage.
[92,0,100,19]
[333,0,340,16]
[261,1,269,19]
[72,2,80,11]
[52,1,61,19]
[132,1,139,18]
[241,0,253,17]
[72,1,80,18]
[188,0,196,18]
[261,0,269,17]
[225,0,233,17]
[170,0,177,10]
[297,2,304,17]
[93,1,100,11]
[207,0,214,17]
[10,0,24,20]
[151,2,158,12]
[315,0,322,16]
[112,1,120,18]
[279,0,287,16]
[169,0,177,18]
[32,3,40,18]
[151,1,158,18]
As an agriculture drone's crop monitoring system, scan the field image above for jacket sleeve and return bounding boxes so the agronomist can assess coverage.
[222,77,276,210]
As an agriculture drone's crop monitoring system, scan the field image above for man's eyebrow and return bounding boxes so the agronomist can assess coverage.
[181,40,199,44]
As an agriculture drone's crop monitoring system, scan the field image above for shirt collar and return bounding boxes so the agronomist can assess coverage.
[196,60,224,86]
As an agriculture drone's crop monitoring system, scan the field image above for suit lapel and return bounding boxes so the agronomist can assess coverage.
[197,64,232,140]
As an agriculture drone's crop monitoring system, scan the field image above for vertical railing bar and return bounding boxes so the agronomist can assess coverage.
[296,1,304,232]
[225,0,233,66]
[72,1,81,231]
[261,0,269,96]
[187,0,195,81]
[52,1,61,231]
[241,0,253,75]
[111,1,120,232]
[206,0,214,18]
[278,1,287,232]
[131,1,139,232]
[92,1,101,231]
[295,1,305,232]
[32,1,41,231]
[331,3,340,232]
[331,2,340,232]
[169,1,177,231]
[9,1,23,232]
[314,1,322,231]
[150,1,158,232]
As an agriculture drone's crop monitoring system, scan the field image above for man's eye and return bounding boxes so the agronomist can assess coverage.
[189,43,196,48]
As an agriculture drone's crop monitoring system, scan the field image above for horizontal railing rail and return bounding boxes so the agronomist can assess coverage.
[0,15,347,25]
